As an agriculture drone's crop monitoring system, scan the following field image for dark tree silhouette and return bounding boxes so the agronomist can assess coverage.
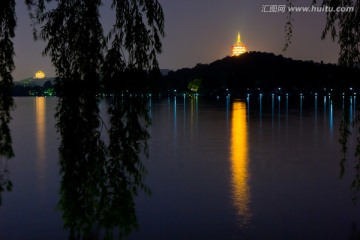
[26,0,164,93]
[0,0,16,206]
[24,0,164,238]
[285,0,360,67]
[161,52,360,96]
[317,0,360,67]
[0,0,15,157]
[285,0,360,200]
[102,0,164,93]
[55,94,151,239]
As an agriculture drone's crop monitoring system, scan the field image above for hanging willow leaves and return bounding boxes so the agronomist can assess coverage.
[284,0,360,199]
[315,0,360,67]
[26,0,164,238]
[316,0,360,199]
[26,0,105,95]
[0,0,15,158]
[0,0,16,206]
[102,0,164,93]
[26,0,165,93]
[283,0,294,52]
[285,0,360,68]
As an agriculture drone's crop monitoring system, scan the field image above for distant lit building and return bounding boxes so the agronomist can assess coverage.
[231,32,248,56]
[34,70,46,79]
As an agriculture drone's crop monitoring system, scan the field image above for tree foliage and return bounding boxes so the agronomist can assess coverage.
[56,94,151,239]
[0,0,15,157]
[102,0,164,85]
[0,0,16,90]
[285,0,360,200]
[162,52,360,95]
[0,0,16,207]
[26,0,164,94]
[286,0,360,67]
[28,0,105,94]
[311,0,360,200]
[24,1,164,238]
[317,0,360,67]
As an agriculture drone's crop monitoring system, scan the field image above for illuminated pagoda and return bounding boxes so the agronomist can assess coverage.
[231,32,248,56]
[34,70,46,79]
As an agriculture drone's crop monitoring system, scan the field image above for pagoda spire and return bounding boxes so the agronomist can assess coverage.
[231,32,247,56]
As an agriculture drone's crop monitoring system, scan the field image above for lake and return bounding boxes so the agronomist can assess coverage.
[0,95,360,239]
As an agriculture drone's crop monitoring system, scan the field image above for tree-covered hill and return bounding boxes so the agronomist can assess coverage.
[157,51,360,96]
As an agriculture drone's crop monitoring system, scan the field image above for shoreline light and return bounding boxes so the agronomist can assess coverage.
[231,32,248,56]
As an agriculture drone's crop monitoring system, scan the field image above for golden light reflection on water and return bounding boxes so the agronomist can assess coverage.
[230,101,251,225]
[35,97,46,188]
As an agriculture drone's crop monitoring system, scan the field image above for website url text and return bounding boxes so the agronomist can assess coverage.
[261,5,354,13]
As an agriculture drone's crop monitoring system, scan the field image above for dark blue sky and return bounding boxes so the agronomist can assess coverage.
[13,0,340,80]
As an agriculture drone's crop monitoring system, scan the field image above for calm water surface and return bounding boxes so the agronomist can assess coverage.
[0,96,360,239]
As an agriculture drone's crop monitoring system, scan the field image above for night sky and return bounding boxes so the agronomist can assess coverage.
[13,0,340,81]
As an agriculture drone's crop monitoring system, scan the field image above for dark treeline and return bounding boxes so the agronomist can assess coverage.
[157,51,360,96]
[12,51,360,97]
[12,71,160,96]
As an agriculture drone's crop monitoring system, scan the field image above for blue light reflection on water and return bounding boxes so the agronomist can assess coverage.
[350,96,353,123]
[259,94,263,122]
[330,98,334,135]
[277,96,281,126]
[131,94,360,240]
[174,96,177,137]
[271,94,275,128]
[315,96,318,122]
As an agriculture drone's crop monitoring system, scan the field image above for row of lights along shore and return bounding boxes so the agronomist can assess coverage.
[169,88,358,98]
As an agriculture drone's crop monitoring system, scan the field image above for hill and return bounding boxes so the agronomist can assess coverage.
[157,51,360,95]
[15,77,55,87]
[13,77,55,96]
[10,54,360,96]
